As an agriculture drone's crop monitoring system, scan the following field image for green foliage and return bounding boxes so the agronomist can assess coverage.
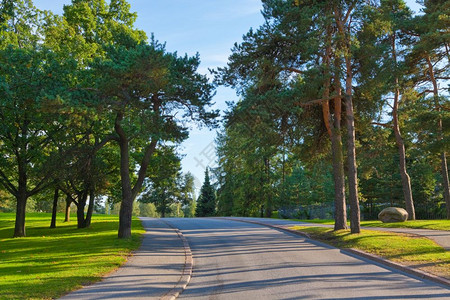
[0,212,144,299]
[215,0,449,223]
[138,202,159,218]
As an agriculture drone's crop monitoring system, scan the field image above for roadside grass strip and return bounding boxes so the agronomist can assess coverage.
[291,219,450,231]
[0,213,144,300]
[289,226,450,280]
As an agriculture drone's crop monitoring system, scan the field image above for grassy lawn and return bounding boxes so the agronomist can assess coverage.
[0,212,144,300]
[290,226,450,279]
[290,219,450,231]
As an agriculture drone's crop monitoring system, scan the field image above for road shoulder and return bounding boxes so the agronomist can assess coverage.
[222,217,450,289]
[60,218,191,300]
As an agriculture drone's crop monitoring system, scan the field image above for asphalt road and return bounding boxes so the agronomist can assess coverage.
[165,218,450,300]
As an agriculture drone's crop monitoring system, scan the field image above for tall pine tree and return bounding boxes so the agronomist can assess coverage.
[196,168,216,217]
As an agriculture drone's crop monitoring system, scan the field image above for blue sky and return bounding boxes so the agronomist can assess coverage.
[34,0,422,191]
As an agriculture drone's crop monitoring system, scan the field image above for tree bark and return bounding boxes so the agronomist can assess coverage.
[343,58,361,234]
[14,156,28,237]
[392,35,415,220]
[76,190,88,229]
[14,191,27,237]
[331,60,348,230]
[426,56,450,219]
[83,189,95,228]
[264,157,273,218]
[116,112,134,238]
[64,196,71,222]
[50,188,59,228]
[321,36,347,230]
[441,153,450,219]
[334,6,360,233]
[393,103,415,220]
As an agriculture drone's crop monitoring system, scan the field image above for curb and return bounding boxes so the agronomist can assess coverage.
[160,220,194,300]
[220,217,450,288]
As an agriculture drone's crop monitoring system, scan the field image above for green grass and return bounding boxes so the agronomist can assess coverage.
[290,226,450,279]
[0,212,144,300]
[291,219,450,231]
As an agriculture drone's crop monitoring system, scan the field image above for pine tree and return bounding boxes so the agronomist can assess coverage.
[196,168,216,217]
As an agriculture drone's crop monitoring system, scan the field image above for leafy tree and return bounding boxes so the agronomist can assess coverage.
[92,39,217,237]
[139,202,159,218]
[0,43,77,237]
[139,147,182,217]
[196,168,216,217]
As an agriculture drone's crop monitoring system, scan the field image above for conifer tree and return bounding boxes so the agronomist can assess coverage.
[196,168,216,217]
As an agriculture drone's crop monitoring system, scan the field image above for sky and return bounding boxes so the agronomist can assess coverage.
[33,0,423,191]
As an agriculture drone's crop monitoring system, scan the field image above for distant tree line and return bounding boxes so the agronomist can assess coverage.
[213,0,449,231]
[0,0,217,238]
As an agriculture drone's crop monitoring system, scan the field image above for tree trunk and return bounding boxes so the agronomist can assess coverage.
[64,196,71,222]
[331,70,347,231]
[14,158,28,238]
[50,188,59,228]
[115,106,158,237]
[391,34,415,220]
[393,89,415,220]
[441,152,450,219]
[334,6,360,233]
[426,56,450,219]
[83,189,95,228]
[331,131,347,230]
[162,198,166,218]
[264,158,272,218]
[118,194,133,238]
[76,191,88,229]
[117,113,134,238]
[14,191,27,237]
[344,57,360,234]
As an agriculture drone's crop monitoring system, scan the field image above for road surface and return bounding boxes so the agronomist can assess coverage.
[165,218,450,300]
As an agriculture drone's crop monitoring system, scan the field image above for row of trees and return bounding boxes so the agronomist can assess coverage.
[0,0,217,238]
[213,0,449,232]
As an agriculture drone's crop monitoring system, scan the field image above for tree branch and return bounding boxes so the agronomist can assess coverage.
[343,1,357,24]
[0,169,17,196]
[282,67,305,74]
[294,95,343,107]
[372,122,392,128]
[93,133,119,154]
[131,138,158,200]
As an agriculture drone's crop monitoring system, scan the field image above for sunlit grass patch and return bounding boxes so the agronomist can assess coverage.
[290,226,450,279]
[292,219,450,231]
[0,212,144,300]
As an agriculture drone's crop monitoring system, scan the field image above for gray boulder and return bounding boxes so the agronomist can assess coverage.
[378,207,408,223]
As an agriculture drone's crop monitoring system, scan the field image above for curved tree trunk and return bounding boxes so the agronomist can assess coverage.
[392,34,415,220]
[393,89,415,220]
[426,56,450,219]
